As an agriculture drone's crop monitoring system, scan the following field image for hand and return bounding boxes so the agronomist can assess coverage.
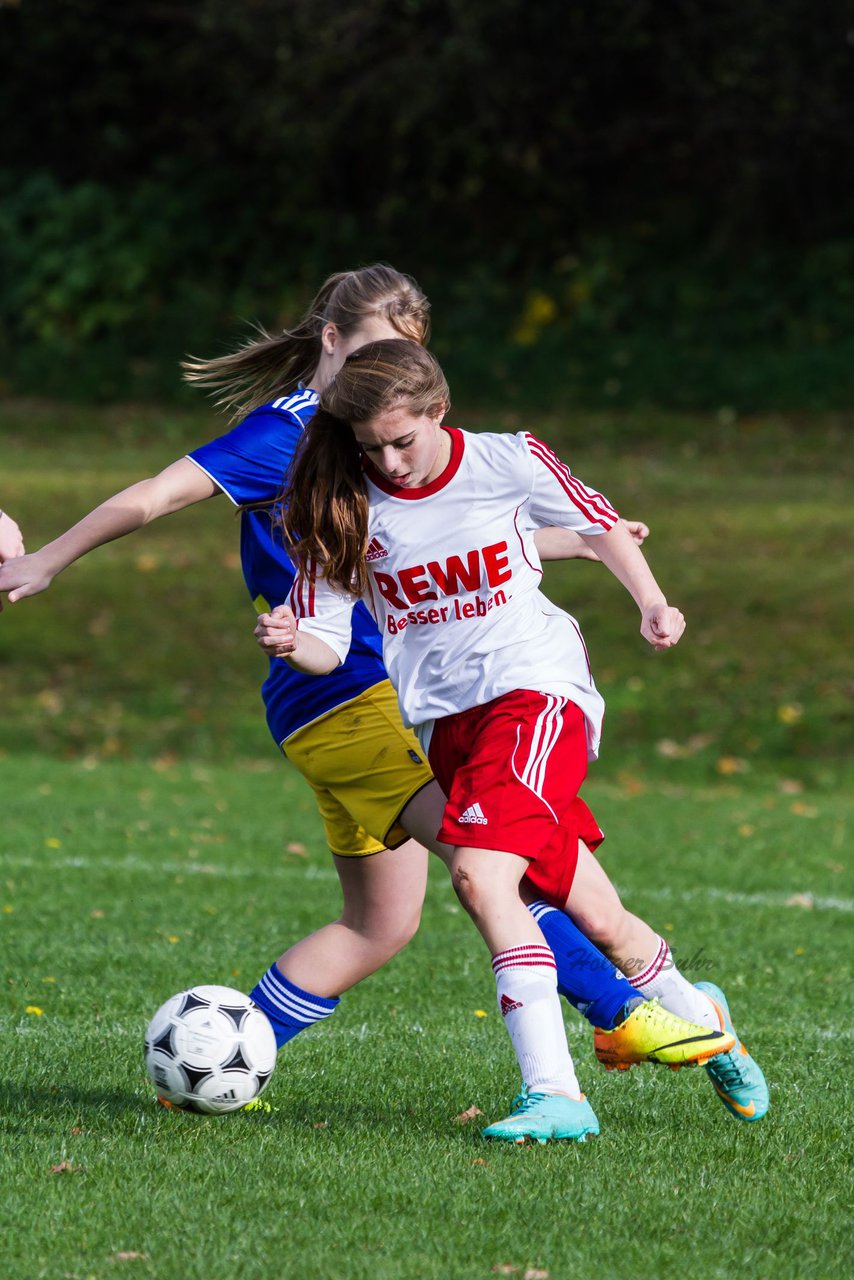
[640,601,685,650]
[254,603,299,658]
[624,519,649,547]
[0,550,55,611]
[0,510,25,564]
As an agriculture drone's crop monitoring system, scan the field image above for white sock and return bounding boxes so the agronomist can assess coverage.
[492,944,581,1098]
[630,936,720,1029]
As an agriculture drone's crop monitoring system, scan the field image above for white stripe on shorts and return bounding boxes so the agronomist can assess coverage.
[510,693,567,820]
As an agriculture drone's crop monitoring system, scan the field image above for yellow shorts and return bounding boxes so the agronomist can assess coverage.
[281,680,434,858]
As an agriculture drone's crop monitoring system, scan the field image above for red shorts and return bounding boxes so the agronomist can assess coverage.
[427,689,604,908]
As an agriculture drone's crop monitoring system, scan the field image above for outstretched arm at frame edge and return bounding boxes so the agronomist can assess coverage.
[0,460,220,604]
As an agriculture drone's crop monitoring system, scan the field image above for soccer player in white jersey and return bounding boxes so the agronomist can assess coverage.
[264,337,768,1140]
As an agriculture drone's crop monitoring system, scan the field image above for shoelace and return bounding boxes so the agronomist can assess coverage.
[642,998,695,1035]
[709,1046,749,1089]
[510,1090,570,1115]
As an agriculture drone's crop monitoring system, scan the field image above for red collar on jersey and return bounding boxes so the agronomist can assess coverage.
[361,426,464,499]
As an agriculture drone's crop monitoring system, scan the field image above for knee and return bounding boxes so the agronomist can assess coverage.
[451,859,492,920]
[346,903,422,959]
[570,896,628,951]
[384,905,422,953]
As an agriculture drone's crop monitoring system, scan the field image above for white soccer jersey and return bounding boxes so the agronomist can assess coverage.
[290,428,619,759]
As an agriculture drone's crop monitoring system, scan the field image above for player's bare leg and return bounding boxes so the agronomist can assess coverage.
[561,839,661,973]
[276,839,429,996]
[398,779,455,868]
[250,839,428,1047]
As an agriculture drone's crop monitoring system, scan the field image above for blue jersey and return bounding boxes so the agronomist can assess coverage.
[186,389,387,745]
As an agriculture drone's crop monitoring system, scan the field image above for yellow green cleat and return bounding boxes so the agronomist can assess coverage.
[594,997,735,1070]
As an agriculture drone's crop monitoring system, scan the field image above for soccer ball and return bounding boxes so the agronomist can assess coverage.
[144,984,277,1114]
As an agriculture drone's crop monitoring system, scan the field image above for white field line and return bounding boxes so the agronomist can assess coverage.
[1,852,339,882]
[628,884,854,914]
[9,1018,852,1043]
[2,850,852,913]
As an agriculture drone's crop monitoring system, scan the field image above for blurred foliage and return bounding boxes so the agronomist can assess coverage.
[1,0,853,410]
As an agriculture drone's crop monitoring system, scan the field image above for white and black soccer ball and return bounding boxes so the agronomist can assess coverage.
[144,984,277,1114]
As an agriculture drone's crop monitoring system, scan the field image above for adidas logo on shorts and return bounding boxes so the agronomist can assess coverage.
[366,536,389,561]
[459,802,488,825]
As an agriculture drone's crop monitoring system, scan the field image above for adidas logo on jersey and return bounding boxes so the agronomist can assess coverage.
[366,536,389,561]
[459,802,487,825]
[500,993,523,1016]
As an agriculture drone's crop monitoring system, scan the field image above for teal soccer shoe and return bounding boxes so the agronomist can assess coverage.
[696,982,769,1122]
[482,1090,599,1144]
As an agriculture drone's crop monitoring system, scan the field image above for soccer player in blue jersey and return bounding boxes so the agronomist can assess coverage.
[0,265,765,1127]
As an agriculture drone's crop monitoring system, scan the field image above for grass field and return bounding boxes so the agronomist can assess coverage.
[1,402,852,1278]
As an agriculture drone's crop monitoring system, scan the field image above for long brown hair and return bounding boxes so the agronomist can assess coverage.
[182,264,430,421]
[283,339,450,595]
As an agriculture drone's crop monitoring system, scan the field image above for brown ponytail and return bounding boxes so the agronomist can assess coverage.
[182,265,430,422]
[283,408,372,595]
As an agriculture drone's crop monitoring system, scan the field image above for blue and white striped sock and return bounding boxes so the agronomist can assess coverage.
[249,964,340,1049]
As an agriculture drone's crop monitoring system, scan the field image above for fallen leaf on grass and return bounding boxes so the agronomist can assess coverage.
[491,1263,550,1277]
[616,770,646,795]
[453,1105,484,1125]
[784,894,814,909]
[49,1161,84,1174]
[716,756,749,776]
[656,734,715,760]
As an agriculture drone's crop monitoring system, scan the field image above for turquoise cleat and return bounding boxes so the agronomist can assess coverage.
[695,982,769,1122]
[482,1090,599,1144]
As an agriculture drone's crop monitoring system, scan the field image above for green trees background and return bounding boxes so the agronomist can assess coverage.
[2,0,853,410]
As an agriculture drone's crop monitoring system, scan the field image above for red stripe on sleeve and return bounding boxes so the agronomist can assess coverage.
[525,434,618,528]
[289,558,316,619]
